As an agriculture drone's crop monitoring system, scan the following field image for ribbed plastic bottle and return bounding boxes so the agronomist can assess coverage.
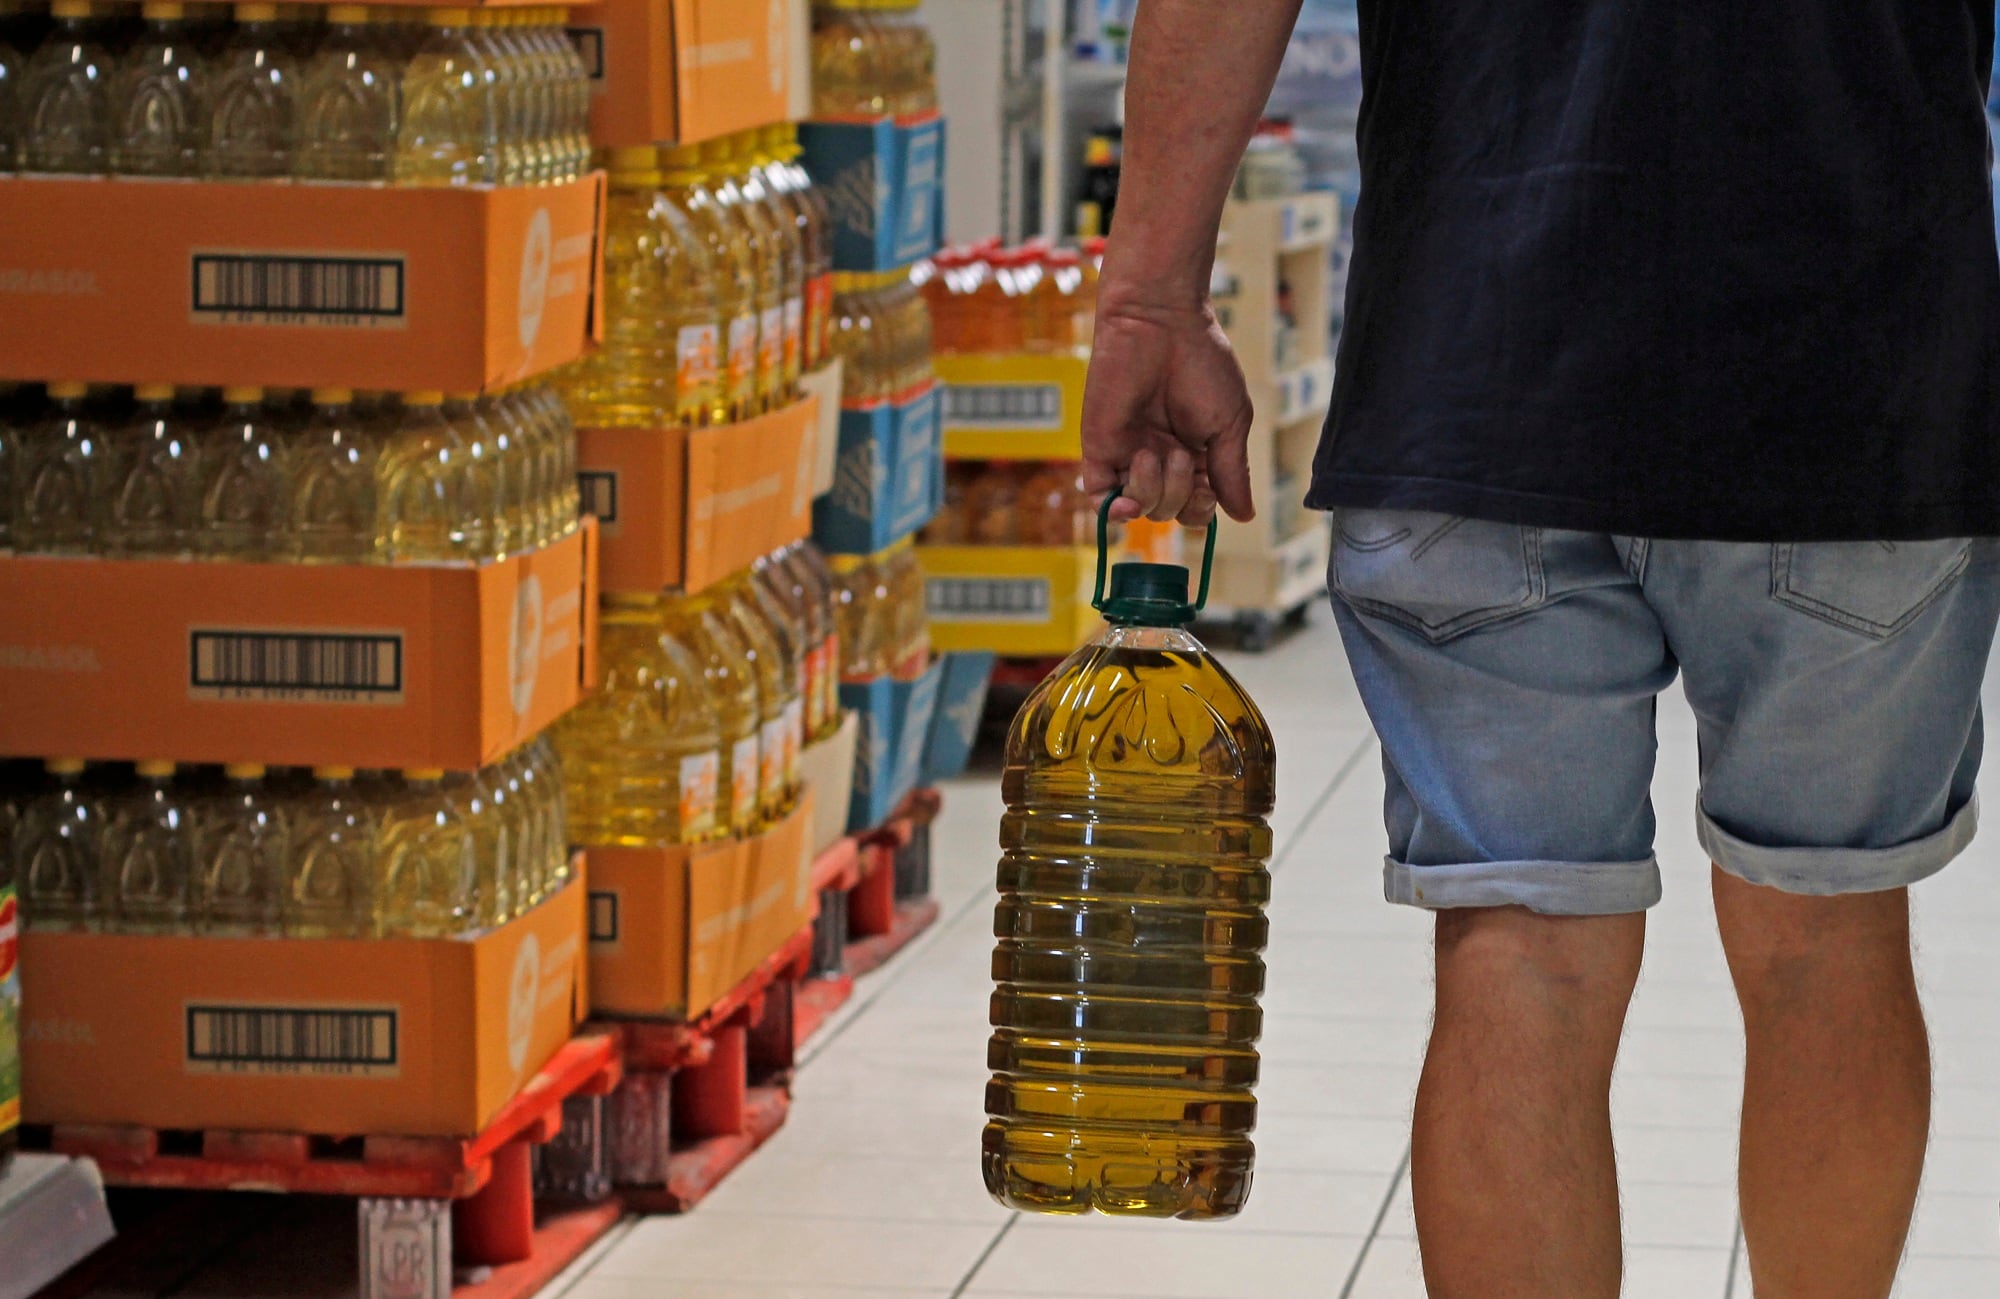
[207,2,300,177]
[17,0,112,174]
[545,7,591,180]
[497,387,555,547]
[829,552,894,681]
[196,762,287,936]
[554,595,724,846]
[444,392,510,557]
[104,384,200,557]
[525,383,581,536]
[985,518,1275,1219]
[466,8,525,184]
[197,385,288,559]
[717,580,797,823]
[661,592,764,837]
[108,1,209,176]
[739,132,807,397]
[16,381,105,555]
[445,768,512,927]
[528,734,570,893]
[16,758,106,931]
[662,144,757,425]
[296,4,399,182]
[480,392,539,553]
[377,768,475,936]
[287,387,383,562]
[382,391,480,561]
[761,125,833,371]
[756,550,831,743]
[394,6,495,185]
[488,749,537,912]
[701,136,788,414]
[284,765,377,937]
[111,760,199,935]
[731,573,805,808]
[882,539,930,679]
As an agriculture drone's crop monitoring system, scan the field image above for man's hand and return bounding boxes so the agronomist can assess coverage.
[1082,296,1256,527]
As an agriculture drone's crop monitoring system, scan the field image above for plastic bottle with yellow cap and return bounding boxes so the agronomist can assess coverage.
[394,6,495,186]
[107,1,210,177]
[737,132,807,397]
[829,550,896,681]
[287,387,383,563]
[550,7,592,180]
[700,135,789,414]
[208,2,300,178]
[809,0,881,120]
[658,143,752,425]
[377,768,475,936]
[445,766,512,927]
[478,390,540,554]
[443,391,510,557]
[111,760,197,935]
[296,3,398,182]
[105,383,200,557]
[17,0,112,174]
[197,385,288,559]
[17,758,106,932]
[660,592,765,837]
[882,536,931,679]
[464,7,526,184]
[196,762,286,936]
[724,573,804,815]
[381,390,481,562]
[526,383,580,537]
[761,125,834,372]
[521,734,570,901]
[285,765,378,937]
[17,381,106,555]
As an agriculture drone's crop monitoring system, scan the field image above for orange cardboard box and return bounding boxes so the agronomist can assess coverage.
[21,874,589,1138]
[569,0,800,149]
[0,522,600,771]
[585,793,815,1019]
[0,174,605,393]
[576,394,817,595]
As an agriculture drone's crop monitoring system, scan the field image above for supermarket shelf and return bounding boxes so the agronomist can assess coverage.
[920,544,1102,656]
[936,352,1090,460]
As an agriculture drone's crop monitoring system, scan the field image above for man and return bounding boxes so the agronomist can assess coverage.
[1081,3,2000,1296]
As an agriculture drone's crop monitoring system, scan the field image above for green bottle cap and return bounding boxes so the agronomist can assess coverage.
[1091,493,1215,628]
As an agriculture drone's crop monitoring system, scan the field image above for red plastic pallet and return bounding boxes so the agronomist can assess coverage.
[847,896,943,980]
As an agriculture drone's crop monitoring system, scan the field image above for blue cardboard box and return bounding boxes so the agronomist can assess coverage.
[921,651,996,783]
[813,384,941,554]
[799,115,946,271]
[838,657,945,833]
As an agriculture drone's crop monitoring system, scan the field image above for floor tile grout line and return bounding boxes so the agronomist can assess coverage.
[948,1213,1020,1298]
[542,1215,640,1297]
[1271,733,1380,879]
[1337,1144,1413,1299]
[1722,1217,1745,1299]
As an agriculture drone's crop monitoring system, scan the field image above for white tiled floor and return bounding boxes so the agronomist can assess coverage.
[552,607,2000,1298]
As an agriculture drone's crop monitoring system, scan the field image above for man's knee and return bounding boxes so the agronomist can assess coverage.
[1711,867,1916,1013]
[1433,906,1646,1036]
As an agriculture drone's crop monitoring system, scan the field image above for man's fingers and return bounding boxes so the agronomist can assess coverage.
[1123,449,1165,520]
[1150,446,1195,522]
[1206,408,1257,522]
[1177,486,1218,527]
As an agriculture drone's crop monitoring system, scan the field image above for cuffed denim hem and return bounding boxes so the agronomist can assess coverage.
[1699,794,1979,896]
[1382,855,1664,916]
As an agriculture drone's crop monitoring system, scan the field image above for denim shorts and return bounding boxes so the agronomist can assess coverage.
[1327,510,2000,915]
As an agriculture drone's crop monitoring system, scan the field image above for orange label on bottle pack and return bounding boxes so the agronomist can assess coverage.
[758,305,784,381]
[679,751,720,843]
[759,716,786,800]
[726,314,758,401]
[731,734,759,831]
[782,294,804,376]
[782,697,803,789]
[677,323,720,397]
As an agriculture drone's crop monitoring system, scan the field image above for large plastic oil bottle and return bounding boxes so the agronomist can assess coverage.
[881,539,930,679]
[444,392,510,557]
[284,765,378,937]
[717,581,797,823]
[661,144,758,424]
[286,387,383,562]
[17,758,107,931]
[702,135,789,414]
[527,734,570,893]
[394,6,495,185]
[376,769,476,936]
[544,6,591,180]
[382,391,483,561]
[730,573,805,808]
[196,762,287,936]
[17,0,112,174]
[497,387,555,547]
[755,551,831,744]
[738,133,807,398]
[107,1,210,177]
[101,384,195,557]
[197,385,288,559]
[984,512,1275,1219]
[761,125,833,371]
[207,3,300,177]
[555,595,724,846]
[295,4,398,182]
[467,7,526,184]
[661,592,764,837]
[16,381,105,555]
[445,768,511,927]
[111,761,199,935]
[531,384,581,535]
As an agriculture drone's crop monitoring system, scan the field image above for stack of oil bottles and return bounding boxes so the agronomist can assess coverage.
[809,0,937,121]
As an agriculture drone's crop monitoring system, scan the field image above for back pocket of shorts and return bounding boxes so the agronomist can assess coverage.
[1331,509,1546,643]
[1771,539,1973,638]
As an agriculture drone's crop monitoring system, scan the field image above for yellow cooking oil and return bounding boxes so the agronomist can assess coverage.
[984,540,1275,1221]
[294,4,398,181]
[661,590,764,837]
[554,595,724,846]
[393,6,494,185]
[284,765,377,937]
[381,390,483,562]
[661,144,759,424]
[730,572,805,808]
[466,7,526,184]
[736,131,806,399]
[715,580,795,825]
[376,768,476,937]
[829,551,894,681]
[881,537,930,679]
[444,392,510,557]
[699,136,787,414]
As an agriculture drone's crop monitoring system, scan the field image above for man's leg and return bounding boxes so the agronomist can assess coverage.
[1413,905,1646,1299]
[1714,868,1930,1299]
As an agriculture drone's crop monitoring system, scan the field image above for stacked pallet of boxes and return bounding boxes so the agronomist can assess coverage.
[0,0,608,1287]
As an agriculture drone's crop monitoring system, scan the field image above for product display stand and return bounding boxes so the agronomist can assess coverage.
[0,1154,116,1299]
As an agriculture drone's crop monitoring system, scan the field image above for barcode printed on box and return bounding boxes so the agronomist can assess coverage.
[927,576,1053,623]
[566,26,605,80]
[588,891,619,944]
[189,629,404,704]
[941,383,1064,431]
[191,252,406,327]
[577,471,618,523]
[186,1003,398,1076]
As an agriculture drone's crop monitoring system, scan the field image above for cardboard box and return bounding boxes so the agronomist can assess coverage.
[798,710,859,858]
[0,174,605,393]
[936,352,1090,461]
[0,523,597,771]
[576,394,818,595]
[568,0,802,149]
[798,359,844,499]
[20,876,589,1138]
[922,652,995,783]
[839,660,942,834]
[917,544,1103,657]
[585,794,815,1019]
[798,115,946,272]
[811,383,941,554]
[1208,518,1332,615]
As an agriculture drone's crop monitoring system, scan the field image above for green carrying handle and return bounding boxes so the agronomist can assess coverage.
[1091,490,1217,616]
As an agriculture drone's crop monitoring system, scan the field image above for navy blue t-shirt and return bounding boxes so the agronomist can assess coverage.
[1308,1,2000,540]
